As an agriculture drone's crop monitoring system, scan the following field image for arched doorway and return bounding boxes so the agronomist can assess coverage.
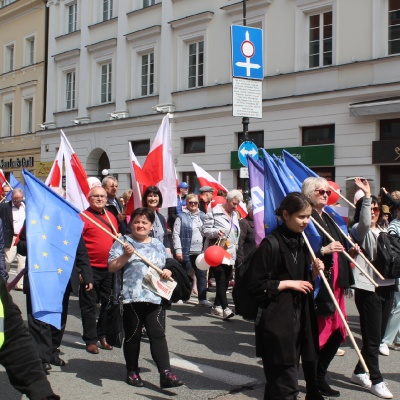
[86,148,110,179]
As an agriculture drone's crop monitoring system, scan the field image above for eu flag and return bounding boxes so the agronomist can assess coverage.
[22,170,84,329]
[282,149,318,184]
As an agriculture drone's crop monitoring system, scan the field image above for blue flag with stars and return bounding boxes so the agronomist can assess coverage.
[22,170,84,329]
[6,172,24,201]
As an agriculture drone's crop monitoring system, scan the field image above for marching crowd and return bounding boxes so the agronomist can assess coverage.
[0,174,399,400]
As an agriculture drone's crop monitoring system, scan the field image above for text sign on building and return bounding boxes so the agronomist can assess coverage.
[233,77,262,118]
[231,25,263,80]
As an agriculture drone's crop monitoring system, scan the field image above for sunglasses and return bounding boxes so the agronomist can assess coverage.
[371,207,380,213]
[314,189,332,196]
[188,201,199,205]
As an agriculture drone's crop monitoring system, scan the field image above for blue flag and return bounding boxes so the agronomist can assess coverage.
[273,154,302,190]
[324,205,349,236]
[6,172,24,201]
[282,149,318,184]
[22,170,84,329]
[248,156,265,246]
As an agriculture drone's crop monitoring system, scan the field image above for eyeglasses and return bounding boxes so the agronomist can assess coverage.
[314,189,332,196]
[188,201,199,205]
[371,207,380,213]
[91,195,106,198]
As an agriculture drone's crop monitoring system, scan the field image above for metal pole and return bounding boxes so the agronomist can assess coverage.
[242,0,247,26]
[242,0,248,140]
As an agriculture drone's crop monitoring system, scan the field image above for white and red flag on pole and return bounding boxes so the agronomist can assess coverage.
[60,130,90,211]
[126,145,144,215]
[0,169,7,198]
[45,140,65,188]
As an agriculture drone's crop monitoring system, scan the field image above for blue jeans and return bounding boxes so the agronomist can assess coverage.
[382,290,400,345]
[184,254,207,301]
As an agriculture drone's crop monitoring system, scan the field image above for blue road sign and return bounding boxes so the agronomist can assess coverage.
[238,141,259,167]
[231,25,263,80]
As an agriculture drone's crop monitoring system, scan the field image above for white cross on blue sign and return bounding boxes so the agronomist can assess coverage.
[231,25,263,80]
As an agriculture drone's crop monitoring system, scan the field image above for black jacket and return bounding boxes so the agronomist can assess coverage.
[0,201,15,248]
[164,258,191,303]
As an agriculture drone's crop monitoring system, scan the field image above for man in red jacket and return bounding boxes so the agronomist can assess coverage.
[80,186,119,354]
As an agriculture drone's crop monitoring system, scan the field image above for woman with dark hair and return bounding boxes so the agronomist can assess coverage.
[108,207,183,389]
[349,178,395,399]
[142,186,171,254]
[302,177,354,397]
[248,192,324,400]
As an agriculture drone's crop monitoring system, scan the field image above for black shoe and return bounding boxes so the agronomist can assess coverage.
[305,393,325,400]
[318,379,340,397]
[127,369,144,387]
[43,363,52,375]
[160,370,184,388]
[50,355,66,367]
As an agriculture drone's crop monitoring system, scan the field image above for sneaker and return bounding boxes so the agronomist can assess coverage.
[379,343,390,356]
[198,300,213,307]
[351,372,372,389]
[223,307,234,320]
[370,382,393,399]
[390,343,400,351]
[127,369,144,387]
[160,370,184,388]
[335,348,345,356]
[210,306,223,316]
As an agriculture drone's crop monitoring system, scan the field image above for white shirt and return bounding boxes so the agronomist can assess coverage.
[12,202,25,234]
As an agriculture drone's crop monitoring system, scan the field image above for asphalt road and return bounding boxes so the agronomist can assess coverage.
[1,268,399,400]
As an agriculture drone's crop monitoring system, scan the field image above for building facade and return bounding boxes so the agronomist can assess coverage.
[40,0,400,201]
[0,0,47,182]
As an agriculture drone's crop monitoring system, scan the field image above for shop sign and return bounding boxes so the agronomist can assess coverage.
[372,140,400,164]
[0,157,34,169]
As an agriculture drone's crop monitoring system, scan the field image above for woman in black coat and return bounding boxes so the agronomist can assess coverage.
[248,192,324,400]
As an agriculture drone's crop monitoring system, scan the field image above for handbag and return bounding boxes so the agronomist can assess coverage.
[105,269,125,348]
[314,268,335,317]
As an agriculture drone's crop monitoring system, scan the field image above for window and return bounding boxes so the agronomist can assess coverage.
[25,99,33,133]
[143,0,155,7]
[309,11,332,68]
[130,140,150,156]
[389,0,400,55]
[103,0,113,21]
[101,63,112,103]
[141,52,154,96]
[380,118,400,140]
[183,136,205,153]
[5,43,14,72]
[66,71,76,109]
[68,3,77,33]
[4,103,13,137]
[302,124,335,145]
[238,130,264,148]
[188,41,204,88]
[25,36,35,66]
[0,0,15,8]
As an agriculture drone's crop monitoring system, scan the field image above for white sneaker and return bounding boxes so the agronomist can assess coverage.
[211,306,223,316]
[223,307,234,320]
[351,372,372,389]
[198,300,213,307]
[335,348,345,356]
[370,382,393,399]
[379,343,390,356]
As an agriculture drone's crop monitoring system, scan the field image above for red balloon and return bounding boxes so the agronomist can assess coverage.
[204,245,225,267]
[327,181,340,205]
[211,196,226,208]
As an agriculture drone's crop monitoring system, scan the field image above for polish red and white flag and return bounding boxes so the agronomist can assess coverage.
[0,169,7,198]
[45,140,65,188]
[126,145,144,215]
[61,130,90,211]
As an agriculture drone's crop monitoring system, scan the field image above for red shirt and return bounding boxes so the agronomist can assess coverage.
[81,208,119,268]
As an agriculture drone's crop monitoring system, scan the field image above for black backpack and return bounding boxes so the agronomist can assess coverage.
[375,232,400,279]
[233,235,279,321]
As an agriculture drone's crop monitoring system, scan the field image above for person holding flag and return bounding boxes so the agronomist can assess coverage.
[302,177,355,398]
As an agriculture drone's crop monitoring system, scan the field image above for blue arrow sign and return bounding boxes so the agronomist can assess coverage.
[231,25,263,80]
[238,141,259,167]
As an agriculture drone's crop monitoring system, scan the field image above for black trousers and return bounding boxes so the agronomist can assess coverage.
[123,302,170,373]
[354,286,394,384]
[213,263,233,309]
[317,328,343,383]
[1,278,58,400]
[79,267,112,344]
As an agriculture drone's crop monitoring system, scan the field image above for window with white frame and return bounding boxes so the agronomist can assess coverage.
[24,98,33,133]
[143,0,155,7]
[141,52,154,96]
[309,11,332,68]
[66,71,76,109]
[68,3,77,33]
[188,40,204,88]
[25,36,35,66]
[103,0,113,21]
[4,103,13,137]
[5,43,15,72]
[389,0,400,55]
[101,62,112,103]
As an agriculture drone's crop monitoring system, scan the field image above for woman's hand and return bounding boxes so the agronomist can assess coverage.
[348,244,360,258]
[321,241,344,255]
[123,242,135,256]
[279,280,314,294]
[161,269,172,280]
[354,177,371,197]
[312,258,324,280]
[175,253,183,263]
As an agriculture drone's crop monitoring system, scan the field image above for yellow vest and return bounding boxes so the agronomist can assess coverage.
[0,298,4,349]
